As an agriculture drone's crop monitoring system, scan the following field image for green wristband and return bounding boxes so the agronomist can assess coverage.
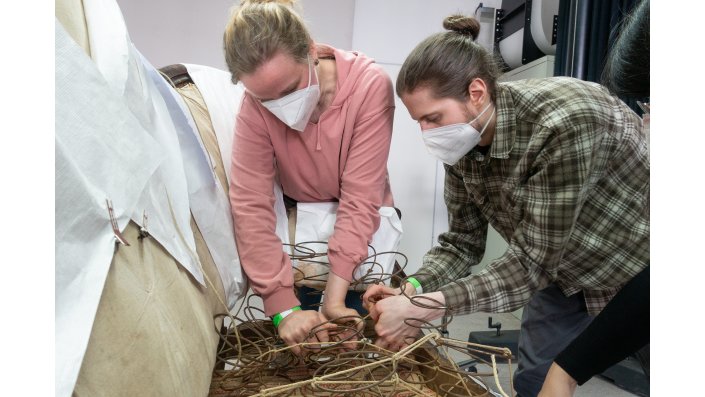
[272,306,301,328]
[406,277,423,294]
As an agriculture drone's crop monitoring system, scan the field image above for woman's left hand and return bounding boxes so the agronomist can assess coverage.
[321,302,360,322]
[321,302,363,349]
[321,273,364,348]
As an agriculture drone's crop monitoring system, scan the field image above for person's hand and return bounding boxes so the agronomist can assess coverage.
[363,284,401,312]
[318,272,364,348]
[537,362,578,397]
[321,302,363,349]
[362,281,416,313]
[278,309,334,355]
[370,291,446,352]
[321,301,361,323]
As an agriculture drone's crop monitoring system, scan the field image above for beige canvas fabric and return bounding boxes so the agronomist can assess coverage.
[177,82,229,194]
[74,220,226,397]
[74,76,232,396]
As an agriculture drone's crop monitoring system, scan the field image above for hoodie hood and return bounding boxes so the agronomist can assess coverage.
[315,43,374,108]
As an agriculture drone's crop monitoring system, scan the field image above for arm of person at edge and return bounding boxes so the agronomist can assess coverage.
[538,264,651,396]
[229,96,331,355]
[363,163,488,351]
[538,363,578,397]
[321,67,395,329]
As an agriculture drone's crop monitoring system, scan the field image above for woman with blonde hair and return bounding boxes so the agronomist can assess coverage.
[224,0,397,354]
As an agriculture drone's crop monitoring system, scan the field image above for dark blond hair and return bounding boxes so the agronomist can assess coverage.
[223,0,311,83]
[396,14,501,102]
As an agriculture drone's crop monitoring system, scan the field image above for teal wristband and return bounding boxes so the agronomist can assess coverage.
[272,306,301,328]
[406,277,423,294]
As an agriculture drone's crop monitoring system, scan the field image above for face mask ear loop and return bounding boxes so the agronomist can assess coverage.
[290,56,314,124]
[478,106,496,137]
[305,55,314,90]
[472,99,492,123]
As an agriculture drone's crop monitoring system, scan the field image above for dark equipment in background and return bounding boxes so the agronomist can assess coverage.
[474,0,559,71]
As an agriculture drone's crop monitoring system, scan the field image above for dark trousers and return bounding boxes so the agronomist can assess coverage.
[514,284,593,397]
[297,285,367,315]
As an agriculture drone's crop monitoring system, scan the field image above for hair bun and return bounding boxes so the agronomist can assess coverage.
[443,14,480,40]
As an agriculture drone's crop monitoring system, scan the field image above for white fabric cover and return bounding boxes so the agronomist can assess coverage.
[56,1,246,395]
[56,19,164,397]
[184,64,245,186]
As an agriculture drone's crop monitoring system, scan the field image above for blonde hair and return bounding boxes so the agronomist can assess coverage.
[224,0,312,84]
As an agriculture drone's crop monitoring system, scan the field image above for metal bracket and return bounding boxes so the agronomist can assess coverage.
[488,316,502,337]
[552,14,559,45]
[494,8,505,43]
[138,210,150,240]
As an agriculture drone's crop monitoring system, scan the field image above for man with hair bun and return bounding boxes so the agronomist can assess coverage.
[225,0,397,355]
[364,12,649,397]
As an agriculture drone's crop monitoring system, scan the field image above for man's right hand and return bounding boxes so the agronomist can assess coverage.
[278,309,335,355]
[363,282,416,320]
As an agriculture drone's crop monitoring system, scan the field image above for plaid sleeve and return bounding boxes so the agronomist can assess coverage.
[413,163,488,294]
[439,122,596,315]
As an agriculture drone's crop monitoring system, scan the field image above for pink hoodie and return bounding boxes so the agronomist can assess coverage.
[229,44,395,316]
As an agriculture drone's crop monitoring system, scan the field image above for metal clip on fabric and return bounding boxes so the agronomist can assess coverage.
[106,199,130,246]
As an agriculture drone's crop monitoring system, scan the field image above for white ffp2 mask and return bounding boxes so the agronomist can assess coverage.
[261,56,321,132]
[422,102,495,165]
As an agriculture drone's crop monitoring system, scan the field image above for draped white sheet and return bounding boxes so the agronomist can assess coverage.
[56,20,165,397]
[56,1,247,396]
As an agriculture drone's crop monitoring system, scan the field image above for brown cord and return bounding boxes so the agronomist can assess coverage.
[208,243,514,397]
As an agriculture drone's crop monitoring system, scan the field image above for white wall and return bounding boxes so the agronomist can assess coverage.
[300,0,355,50]
[116,0,355,69]
[352,0,500,65]
[116,0,234,69]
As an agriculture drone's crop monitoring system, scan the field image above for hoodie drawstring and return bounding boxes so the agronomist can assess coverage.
[316,122,322,151]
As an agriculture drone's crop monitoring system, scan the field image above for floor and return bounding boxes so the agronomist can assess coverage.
[442,312,642,397]
[233,295,642,396]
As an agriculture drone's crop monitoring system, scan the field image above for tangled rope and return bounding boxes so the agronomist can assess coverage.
[209,243,514,397]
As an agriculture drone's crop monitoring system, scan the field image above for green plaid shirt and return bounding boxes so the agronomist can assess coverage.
[414,77,649,316]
